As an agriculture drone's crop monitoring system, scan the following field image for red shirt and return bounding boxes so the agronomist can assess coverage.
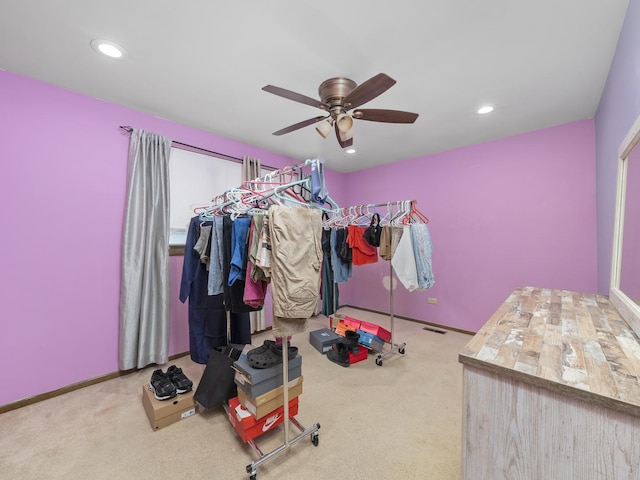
[347,225,378,266]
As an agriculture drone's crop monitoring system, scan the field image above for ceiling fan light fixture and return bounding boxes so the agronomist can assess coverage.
[338,126,353,142]
[315,118,333,138]
[477,105,494,115]
[336,113,353,133]
[344,147,357,154]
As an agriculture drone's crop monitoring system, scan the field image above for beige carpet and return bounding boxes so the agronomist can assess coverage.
[0,307,471,480]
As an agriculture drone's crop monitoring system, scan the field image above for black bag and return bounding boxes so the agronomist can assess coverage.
[194,344,243,409]
[363,213,382,247]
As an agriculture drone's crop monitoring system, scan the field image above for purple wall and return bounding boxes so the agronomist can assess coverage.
[595,0,640,294]
[340,120,598,332]
[4,0,638,405]
[0,70,341,407]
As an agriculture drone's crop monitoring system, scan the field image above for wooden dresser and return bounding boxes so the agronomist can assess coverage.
[459,286,640,480]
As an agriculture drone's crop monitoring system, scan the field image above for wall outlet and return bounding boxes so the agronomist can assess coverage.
[428,297,438,305]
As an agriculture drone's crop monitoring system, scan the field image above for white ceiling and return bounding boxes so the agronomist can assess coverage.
[0,1,630,172]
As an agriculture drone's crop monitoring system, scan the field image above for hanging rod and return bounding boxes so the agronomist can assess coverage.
[119,125,244,164]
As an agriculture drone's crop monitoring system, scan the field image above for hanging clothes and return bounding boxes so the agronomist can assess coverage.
[347,224,378,266]
[330,227,352,283]
[179,216,228,364]
[243,219,268,308]
[410,223,435,289]
[391,225,419,292]
[228,216,251,286]
[207,216,224,295]
[269,206,323,335]
[249,214,269,282]
[311,157,328,204]
[321,226,338,316]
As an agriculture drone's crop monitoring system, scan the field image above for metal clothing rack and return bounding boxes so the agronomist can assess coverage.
[208,159,326,480]
[244,335,320,480]
[375,259,407,366]
[326,199,428,366]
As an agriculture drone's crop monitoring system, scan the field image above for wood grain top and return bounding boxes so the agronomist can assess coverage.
[459,286,640,417]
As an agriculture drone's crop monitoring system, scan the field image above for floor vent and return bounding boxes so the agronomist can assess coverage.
[423,327,447,335]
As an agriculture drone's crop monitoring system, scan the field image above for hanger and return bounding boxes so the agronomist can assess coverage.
[272,178,339,213]
[405,200,430,224]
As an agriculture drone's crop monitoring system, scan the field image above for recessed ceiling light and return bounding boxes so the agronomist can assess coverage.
[90,39,127,59]
[345,148,356,154]
[477,105,494,115]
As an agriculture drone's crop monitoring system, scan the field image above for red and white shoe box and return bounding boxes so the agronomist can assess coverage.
[228,395,298,443]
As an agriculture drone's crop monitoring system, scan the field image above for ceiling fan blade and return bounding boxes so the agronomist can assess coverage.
[272,116,328,136]
[343,73,396,110]
[353,109,419,123]
[262,85,327,110]
[335,123,353,148]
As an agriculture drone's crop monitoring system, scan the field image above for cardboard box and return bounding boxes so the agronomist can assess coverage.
[237,376,303,419]
[233,353,302,385]
[309,328,342,354]
[141,385,196,431]
[235,365,302,398]
[228,395,299,443]
[348,347,369,365]
[358,320,392,343]
[356,329,385,352]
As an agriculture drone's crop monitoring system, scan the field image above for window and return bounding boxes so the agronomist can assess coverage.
[168,147,272,255]
[168,147,242,253]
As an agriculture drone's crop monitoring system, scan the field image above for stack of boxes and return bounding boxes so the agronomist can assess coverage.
[332,314,391,359]
[308,314,391,366]
[228,346,303,443]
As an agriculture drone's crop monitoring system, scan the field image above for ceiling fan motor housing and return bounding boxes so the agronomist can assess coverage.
[319,77,357,114]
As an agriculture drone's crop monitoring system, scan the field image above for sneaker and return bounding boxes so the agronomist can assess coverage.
[149,369,177,401]
[166,365,193,394]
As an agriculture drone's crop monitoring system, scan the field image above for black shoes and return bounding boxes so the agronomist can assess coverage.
[327,331,361,368]
[248,340,299,369]
[149,369,176,401]
[167,365,193,394]
[344,330,360,355]
[327,342,350,368]
[149,365,193,401]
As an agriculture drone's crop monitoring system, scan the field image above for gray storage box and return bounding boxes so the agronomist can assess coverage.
[234,366,302,398]
[309,328,342,354]
[233,353,302,385]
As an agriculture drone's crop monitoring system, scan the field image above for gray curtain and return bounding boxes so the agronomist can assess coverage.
[119,129,172,370]
[242,156,267,333]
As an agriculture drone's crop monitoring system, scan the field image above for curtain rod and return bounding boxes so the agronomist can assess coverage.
[119,125,243,164]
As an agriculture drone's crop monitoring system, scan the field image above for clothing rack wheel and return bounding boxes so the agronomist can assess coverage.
[245,419,321,479]
[375,342,406,366]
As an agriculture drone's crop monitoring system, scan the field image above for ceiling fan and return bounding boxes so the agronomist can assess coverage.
[262,73,419,148]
